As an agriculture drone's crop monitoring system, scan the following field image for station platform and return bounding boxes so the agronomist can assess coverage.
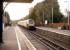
[0,27,28,50]
[0,27,18,50]
[36,26,70,50]
[36,26,70,36]
[0,26,50,50]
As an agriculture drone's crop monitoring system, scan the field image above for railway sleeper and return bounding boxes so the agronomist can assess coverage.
[30,31,70,50]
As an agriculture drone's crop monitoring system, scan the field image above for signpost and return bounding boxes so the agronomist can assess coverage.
[45,20,48,24]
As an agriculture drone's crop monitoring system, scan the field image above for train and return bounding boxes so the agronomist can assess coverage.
[18,19,36,30]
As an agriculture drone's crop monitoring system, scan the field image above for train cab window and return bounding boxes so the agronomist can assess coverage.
[29,19,34,24]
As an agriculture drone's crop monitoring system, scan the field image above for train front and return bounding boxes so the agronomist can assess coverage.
[27,19,35,30]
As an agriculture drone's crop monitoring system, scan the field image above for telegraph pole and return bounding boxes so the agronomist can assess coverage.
[68,0,69,25]
[64,0,69,25]
[67,10,69,25]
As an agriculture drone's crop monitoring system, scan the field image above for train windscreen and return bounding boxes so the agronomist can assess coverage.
[29,19,34,24]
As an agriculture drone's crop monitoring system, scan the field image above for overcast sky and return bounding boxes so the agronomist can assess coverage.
[3,0,70,21]
[58,0,70,16]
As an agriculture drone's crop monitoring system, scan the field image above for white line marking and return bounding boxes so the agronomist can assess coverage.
[16,26,37,50]
[21,31,37,50]
[15,27,21,50]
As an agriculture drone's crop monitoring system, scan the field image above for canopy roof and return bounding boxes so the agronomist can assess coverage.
[4,0,33,3]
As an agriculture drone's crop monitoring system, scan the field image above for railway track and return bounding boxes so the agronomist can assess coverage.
[27,30,66,50]
[19,26,67,50]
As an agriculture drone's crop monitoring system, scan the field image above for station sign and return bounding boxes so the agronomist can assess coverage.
[45,20,48,24]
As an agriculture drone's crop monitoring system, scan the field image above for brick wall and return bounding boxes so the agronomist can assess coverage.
[47,23,70,30]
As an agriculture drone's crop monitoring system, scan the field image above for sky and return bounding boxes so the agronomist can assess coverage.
[58,0,70,16]
[3,0,70,21]
[3,0,45,21]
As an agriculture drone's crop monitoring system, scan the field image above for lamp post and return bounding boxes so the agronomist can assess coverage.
[52,0,53,24]
[43,10,44,25]
[52,7,53,24]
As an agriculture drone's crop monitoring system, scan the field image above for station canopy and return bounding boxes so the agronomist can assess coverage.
[4,0,33,3]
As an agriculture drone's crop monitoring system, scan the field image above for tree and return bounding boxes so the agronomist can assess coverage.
[28,0,64,25]
[3,11,11,26]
